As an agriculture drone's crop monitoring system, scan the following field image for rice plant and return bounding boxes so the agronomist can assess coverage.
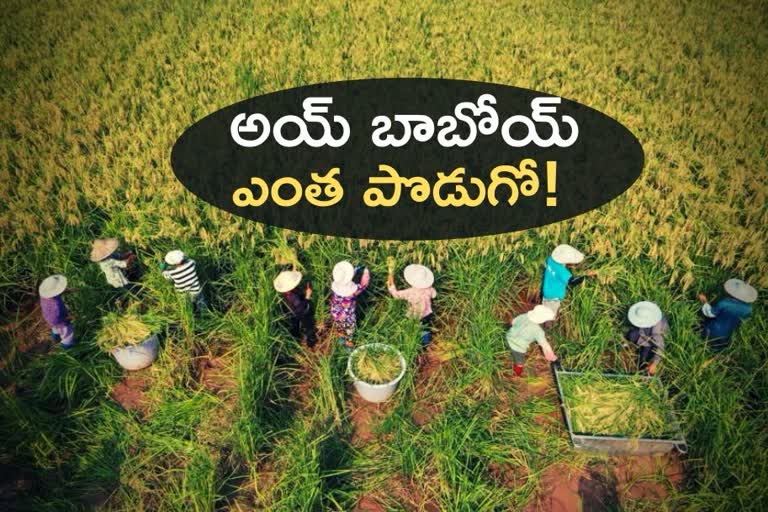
[0,0,766,510]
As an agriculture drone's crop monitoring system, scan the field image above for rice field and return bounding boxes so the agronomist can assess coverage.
[1,0,767,510]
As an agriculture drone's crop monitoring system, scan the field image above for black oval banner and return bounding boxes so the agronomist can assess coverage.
[171,79,644,240]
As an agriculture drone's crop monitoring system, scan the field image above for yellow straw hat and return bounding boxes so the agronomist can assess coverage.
[90,238,119,262]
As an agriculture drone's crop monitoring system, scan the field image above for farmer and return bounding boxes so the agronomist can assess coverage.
[627,301,668,375]
[698,278,757,351]
[39,274,76,348]
[330,260,370,350]
[505,305,558,377]
[161,250,207,311]
[541,244,596,318]
[387,264,437,347]
[274,269,316,348]
[90,238,136,289]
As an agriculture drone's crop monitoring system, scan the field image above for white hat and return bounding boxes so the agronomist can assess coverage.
[628,301,663,328]
[331,281,358,297]
[724,279,757,303]
[403,264,434,288]
[165,250,185,265]
[39,274,68,298]
[527,305,556,324]
[551,244,585,265]
[90,238,119,262]
[273,271,302,293]
[332,260,354,284]
[331,260,357,297]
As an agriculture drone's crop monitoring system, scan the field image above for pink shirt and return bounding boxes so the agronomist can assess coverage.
[388,284,436,319]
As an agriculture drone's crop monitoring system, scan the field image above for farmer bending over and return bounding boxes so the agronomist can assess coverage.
[627,301,668,375]
[39,274,76,348]
[90,238,136,289]
[274,270,316,348]
[698,278,756,351]
[161,250,207,311]
[388,264,437,347]
[506,305,558,377]
[541,244,596,319]
[330,260,369,350]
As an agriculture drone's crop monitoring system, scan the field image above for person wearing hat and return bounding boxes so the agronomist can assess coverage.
[330,260,370,349]
[39,274,76,348]
[541,244,596,318]
[161,250,207,310]
[627,301,668,375]
[274,270,316,348]
[387,264,437,347]
[90,238,136,289]
[698,279,757,351]
[505,305,558,377]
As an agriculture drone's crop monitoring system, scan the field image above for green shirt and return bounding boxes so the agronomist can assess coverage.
[506,314,546,353]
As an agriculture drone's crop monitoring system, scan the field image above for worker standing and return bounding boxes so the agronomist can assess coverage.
[541,244,596,319]
[161,250,207,311]
[274,270,317,348]
[387,264,437,347]
[39,274,76,348]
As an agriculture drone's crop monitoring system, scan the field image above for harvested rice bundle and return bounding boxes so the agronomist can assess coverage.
[351,344,402,384]
[96,312,165,352]
[560,372,676,438]
[387,256,396,274]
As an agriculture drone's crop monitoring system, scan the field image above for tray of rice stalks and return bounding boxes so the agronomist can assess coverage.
[551,364,687,455]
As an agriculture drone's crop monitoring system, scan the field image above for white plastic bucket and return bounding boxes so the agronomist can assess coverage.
[111,334,159,371]
[347,343,407,403]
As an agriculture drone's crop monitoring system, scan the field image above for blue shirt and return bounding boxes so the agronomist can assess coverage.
[704,298,752,342]
[542,256,572,300]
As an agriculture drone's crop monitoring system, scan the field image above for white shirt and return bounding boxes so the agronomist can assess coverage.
[98,258,130,288]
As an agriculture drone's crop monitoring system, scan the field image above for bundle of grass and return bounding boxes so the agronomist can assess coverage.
[97,312,166,370]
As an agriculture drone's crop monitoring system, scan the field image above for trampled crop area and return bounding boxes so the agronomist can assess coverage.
[1,1,766,510]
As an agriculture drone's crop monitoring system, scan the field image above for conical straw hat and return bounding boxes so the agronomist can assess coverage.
[628,301,663,328]
[39,274,67,298]
[273,271,302,293]
[403,264,434,288]
[90,238,119,262]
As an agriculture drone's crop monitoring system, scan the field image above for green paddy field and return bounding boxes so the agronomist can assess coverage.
[1,1,766,510]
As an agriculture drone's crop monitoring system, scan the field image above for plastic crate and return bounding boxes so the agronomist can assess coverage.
[552,367,687,455]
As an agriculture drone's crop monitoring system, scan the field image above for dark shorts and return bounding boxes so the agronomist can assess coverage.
[510,349,526,364]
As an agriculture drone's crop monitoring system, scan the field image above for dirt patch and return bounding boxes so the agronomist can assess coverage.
[578,463,620,512]
[529,453,685,511]
[352,495,388,512]
[527,463,587,512]
[348,393,387,445]
[489,461,530,488]
[0,302,53,369]
[379,474,441,512]
[194,353,236,396]
[614,452,685,502]
[412,349,449,427]
[110,375,151,416]
[227,472,274,510]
